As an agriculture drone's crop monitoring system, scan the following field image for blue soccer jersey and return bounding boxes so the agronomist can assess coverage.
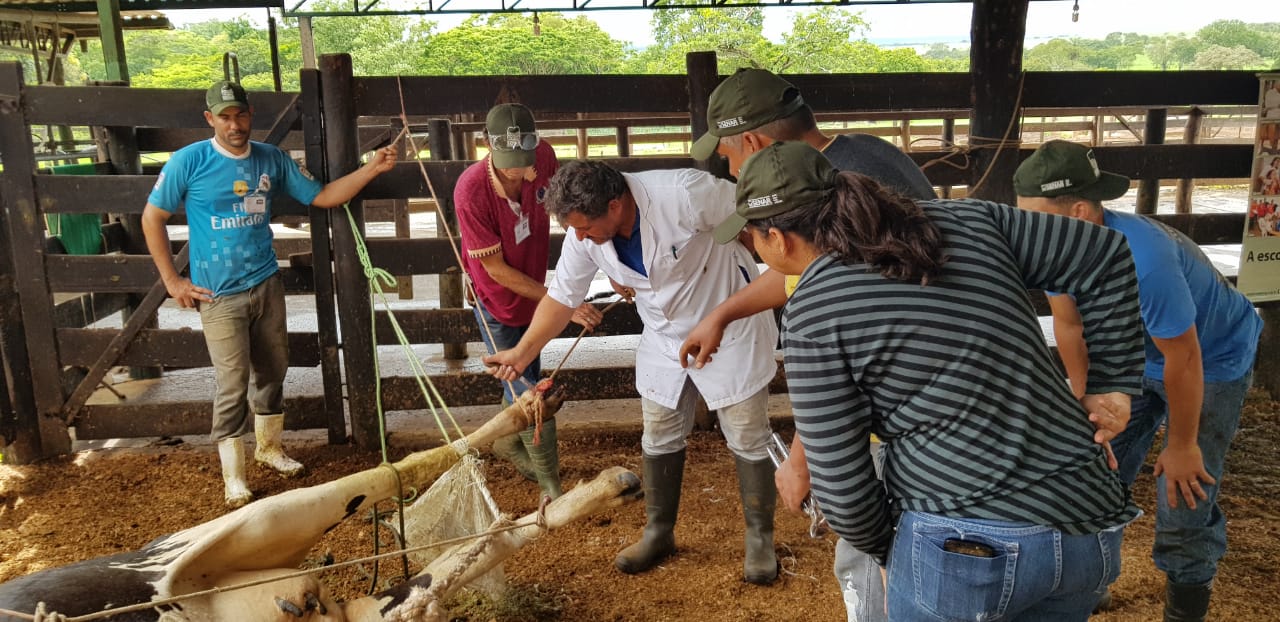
[148,139,323,297]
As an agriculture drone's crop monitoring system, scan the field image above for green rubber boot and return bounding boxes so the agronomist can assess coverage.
[518,418,563,500]
[491,398,536,482]
[615,449,685,575]
[736,455,778,585]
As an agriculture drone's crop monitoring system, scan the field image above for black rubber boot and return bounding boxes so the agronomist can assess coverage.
[1165,580,1212,622]
[518,418,562,500]
[615,449,685,574]
[735,456,778,585]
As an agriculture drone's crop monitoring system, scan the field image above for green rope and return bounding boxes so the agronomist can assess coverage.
[340,204,467,467]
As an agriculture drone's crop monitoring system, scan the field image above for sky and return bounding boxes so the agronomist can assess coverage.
[162,0,1266,49]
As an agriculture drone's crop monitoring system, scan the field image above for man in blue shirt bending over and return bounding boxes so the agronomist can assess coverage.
[1015,140,1263,622]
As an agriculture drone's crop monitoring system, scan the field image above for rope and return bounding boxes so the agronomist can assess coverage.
[548,299,627,382]
[915,72,1027,196]
[0,503,551,622]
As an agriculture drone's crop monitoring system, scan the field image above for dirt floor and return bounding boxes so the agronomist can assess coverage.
[2,391,1280,621]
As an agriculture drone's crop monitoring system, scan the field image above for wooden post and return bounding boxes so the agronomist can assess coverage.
[1135,108,1167,215]
[967,0,1028,204]
[320,54,379,448]
[268,15,283,92]
[429,118,466,360]
[616,125,631,157]
[394,199,414,299]
[576,112,590,158]
[300,68,346,444]
[94,0,128,82]
[0,130,41,462]
[0,62,71,457]
[95,80,160,380]
[299,16,317,71]
[686,51,728,179]
[940,117,956,198]
[1175,107,1205,215]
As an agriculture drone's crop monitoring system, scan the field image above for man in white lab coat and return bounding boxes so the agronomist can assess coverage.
[485,159,780,584]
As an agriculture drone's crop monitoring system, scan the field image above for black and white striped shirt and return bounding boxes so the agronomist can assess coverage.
[783,199,1144,565]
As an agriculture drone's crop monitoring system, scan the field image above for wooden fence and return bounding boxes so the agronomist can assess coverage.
[0,53,1273,463]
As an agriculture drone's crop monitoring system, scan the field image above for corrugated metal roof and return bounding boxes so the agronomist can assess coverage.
[0,0,280,11]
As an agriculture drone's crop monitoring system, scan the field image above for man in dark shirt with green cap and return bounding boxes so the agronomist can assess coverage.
[684,68,937,622]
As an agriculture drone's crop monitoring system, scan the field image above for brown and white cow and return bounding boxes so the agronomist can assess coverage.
[0,389,642,621]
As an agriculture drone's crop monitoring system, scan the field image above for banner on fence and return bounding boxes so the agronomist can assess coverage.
[1238,72,1280,302]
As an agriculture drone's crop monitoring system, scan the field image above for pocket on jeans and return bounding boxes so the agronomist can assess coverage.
[1095,527,1124,593]
[911,525,1016,621]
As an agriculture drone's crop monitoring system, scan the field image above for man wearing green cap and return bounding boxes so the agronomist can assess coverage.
[484,159,781,585]
[454,103,602,500]
[142,79,398,508]
[685,67,936,621]
[1015,139,1263,622]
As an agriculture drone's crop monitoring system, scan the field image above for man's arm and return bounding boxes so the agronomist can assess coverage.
[142,204,211,308]
[475,253,602,330]
[1047,294,1089,398]
[484,295,576,381]
[476,253,548,302]
[1151,327,1213,509]
[680,269,787,368]
[310,146,398,208]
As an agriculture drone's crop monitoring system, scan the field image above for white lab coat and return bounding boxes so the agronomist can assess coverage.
[546,169,778,410]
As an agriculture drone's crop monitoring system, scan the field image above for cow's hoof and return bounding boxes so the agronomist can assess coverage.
[225,489,253,509]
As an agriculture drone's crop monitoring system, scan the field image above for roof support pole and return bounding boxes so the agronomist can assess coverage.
[94,0,129,82]
[967,0,1027,204]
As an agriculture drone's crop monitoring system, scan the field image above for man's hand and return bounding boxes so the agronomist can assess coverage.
[608,278,636,303]
[1080,392,1130,443]
[366,145,398,175]
[775,456,811,514]
[571,302,603,331]
[1080,392,1130,470]
[484,348,533,382]
[1154,443,1214,510]
[163,276,213,309]
[678,315,726,369]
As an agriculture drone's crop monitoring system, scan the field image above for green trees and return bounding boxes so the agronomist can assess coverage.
[13,9,1275,90]
[419,13,626,75]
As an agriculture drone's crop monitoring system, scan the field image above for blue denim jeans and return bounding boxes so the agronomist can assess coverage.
[1110,370,1253,585]
[473,305,540,404]
[886,511,1123,621]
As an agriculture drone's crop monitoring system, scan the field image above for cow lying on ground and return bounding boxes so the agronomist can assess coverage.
[0,388,643,621]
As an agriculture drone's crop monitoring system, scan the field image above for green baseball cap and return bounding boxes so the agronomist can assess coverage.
[206,80,249,115]
[690,69,807,161]
[486,103,538,169]
[714,141,836,244]
[1013,140,1130,201]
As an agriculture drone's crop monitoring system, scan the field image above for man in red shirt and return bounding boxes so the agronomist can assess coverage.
[455,104,600,499]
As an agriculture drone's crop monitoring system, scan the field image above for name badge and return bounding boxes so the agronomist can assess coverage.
[514,214,531,245]
[245,195,267,214]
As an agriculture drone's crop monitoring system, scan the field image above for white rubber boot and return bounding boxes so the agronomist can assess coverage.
[254,414,304,477]
[218,437,253,508]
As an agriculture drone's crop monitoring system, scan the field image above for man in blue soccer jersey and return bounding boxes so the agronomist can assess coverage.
[142,80,397,508]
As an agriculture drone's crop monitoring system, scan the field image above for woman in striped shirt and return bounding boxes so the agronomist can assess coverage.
[719,141,1145,621]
